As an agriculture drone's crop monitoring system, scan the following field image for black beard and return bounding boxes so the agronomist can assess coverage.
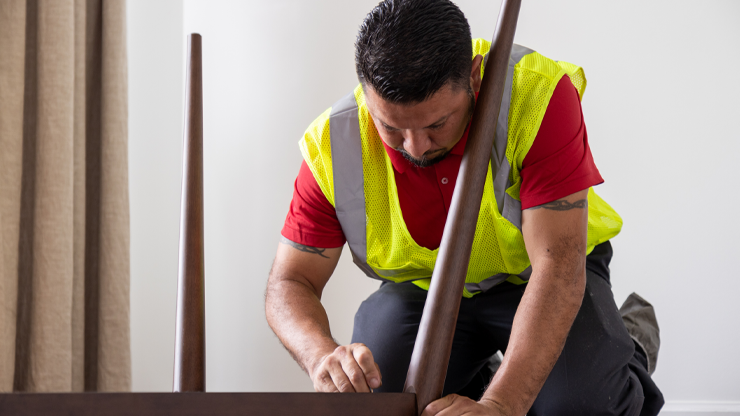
[399,148,451,168]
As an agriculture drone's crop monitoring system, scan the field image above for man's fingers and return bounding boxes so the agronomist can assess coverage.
[420,394,458,416]
[326,356,356,393]
[314,367,339,393]
[312,344,381,393]
[340,351,371,393]
[353,344,382,389]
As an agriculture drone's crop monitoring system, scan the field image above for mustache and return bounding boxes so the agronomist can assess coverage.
[398,148,450,168]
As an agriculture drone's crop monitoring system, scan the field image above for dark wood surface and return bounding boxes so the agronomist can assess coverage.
[173,33,206,392]
[0,393,417,416]
[403,0,522,413]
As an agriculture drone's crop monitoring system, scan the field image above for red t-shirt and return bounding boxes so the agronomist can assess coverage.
[282,75,603,249]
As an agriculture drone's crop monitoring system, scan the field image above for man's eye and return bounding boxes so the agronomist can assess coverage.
[428,124,443,130]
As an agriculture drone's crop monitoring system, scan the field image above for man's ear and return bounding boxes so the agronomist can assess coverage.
[470,54,484,93]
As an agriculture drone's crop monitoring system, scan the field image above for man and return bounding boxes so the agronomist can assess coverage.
[265,0,663,414]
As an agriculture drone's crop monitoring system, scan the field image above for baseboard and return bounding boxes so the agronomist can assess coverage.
[661,401,740,415]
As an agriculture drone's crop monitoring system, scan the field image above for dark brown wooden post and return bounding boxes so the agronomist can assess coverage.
[173,33,206,392]
[403,0,522,413]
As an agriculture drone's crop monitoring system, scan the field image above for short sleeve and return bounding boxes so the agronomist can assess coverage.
[520,75,604,209]
[281,161,346,248]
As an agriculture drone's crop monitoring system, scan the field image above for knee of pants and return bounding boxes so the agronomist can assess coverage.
[529,272,647,415]
[531,368,645,416]
[352,283,426,344]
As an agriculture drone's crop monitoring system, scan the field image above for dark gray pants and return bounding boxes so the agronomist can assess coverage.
[351,242,664,416]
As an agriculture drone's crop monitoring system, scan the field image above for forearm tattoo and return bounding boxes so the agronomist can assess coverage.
[527,199,587,211]
[280,236,329,258]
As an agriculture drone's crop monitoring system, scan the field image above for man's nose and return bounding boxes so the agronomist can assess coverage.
[402,130,432,159]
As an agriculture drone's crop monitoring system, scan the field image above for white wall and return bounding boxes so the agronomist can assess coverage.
[127,0,183,392]
[129,0,740,412]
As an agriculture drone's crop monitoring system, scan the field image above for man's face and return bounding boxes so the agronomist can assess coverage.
[363,55,483,168]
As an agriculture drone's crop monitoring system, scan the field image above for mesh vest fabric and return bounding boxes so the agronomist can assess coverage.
[298,39,622,297]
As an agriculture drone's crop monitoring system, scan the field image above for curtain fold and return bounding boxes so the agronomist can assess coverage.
[0,0,130,392]
[0,0,27,393]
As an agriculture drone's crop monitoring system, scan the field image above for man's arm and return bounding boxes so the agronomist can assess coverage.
[265,237,382,392]
[481,189,588,413]
[422,189,588,416]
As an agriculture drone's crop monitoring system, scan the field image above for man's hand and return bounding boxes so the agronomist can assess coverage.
[309,343,382,392]
[421,395,511,416]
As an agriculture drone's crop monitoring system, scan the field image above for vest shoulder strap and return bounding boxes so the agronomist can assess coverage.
[329,90,370,267]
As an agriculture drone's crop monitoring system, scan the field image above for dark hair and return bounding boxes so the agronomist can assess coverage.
[355,0,472,104]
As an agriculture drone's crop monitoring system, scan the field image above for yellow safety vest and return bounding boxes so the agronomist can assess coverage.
[299,39,622,297]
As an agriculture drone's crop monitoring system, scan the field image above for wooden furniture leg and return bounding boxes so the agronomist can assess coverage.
[403,0,523,413]
[173,33,206,393]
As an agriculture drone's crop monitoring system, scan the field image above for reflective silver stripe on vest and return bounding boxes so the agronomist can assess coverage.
[330,44,534,286]
[488,44,533,232]
[466,45,534,291]
[330,92,390,281]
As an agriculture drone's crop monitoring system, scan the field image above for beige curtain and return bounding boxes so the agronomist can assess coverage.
[0,0,130,392]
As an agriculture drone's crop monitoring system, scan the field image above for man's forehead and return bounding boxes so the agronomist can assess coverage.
[363,83,466,129]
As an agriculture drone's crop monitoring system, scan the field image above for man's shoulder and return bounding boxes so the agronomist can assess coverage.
[472,38,491,57]
[473,39,565,82]
[300,106,332,147]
